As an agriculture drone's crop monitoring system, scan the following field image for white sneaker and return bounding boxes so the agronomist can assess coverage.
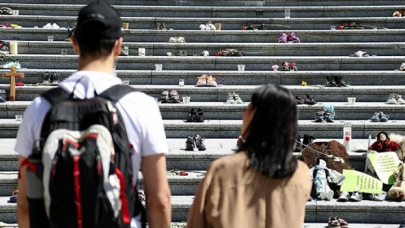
[400,63,405,71]
[207,22,216,30]
[202,50,209,56]
[234,93,243,104]
[195,75,207,87]
[199,24,206,30]
[177,37,185,43]
[169,37,176,43]
[51,23,60,29]
[226,93,235,104]
[43,23,52,29]
[395,94,405,104]
[386,94,397,104]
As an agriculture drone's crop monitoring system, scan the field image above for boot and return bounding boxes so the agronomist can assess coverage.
[294,135,302,152]
[303,134,316,148]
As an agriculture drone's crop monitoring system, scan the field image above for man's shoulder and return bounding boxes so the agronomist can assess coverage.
[119,90,157,110]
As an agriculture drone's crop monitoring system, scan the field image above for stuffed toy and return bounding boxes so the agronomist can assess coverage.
[369,132,403,160]
[309,158,345,200]
[388,164,405,201]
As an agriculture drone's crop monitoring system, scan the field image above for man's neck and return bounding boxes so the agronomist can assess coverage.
[78,56,115,75]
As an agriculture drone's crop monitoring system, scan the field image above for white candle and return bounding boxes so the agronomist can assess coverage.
[10,41,18,55]
[138,48,145,56]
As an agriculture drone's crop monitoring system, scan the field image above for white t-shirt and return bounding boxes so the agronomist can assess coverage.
[14,71,168,228]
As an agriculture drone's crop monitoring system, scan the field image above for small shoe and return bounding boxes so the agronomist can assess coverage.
[281,61,289,71]
[8,189,18,203]
[10,23,22,29]
[328,217,341,228]
[350,50,369,57]
[0,41,10,55]
[295,95,305,105]
[41,72,52,84]
[195,74,207,87]
[234,93,243,104]
[185,136,196,151]
[386,94,398,104]
[177,37,186,43]
[379,112,389,122]
[400,63,405,71]
[349,190,363,202]
[196,108,204,122]
[399,219,405,228]
[324,111,335,123]
[169,89,181,103]
[50,73,60,85]
[205,75,218,87]
[51,23,60,29]
[395,94,405,104]
[226,93,235,104]
[138,189,145,201]
[337,191,349,202]
[393,11,402,17]
[335,217,349,228]
[334,76,347,87]
[304,95,316,105]
[369,192,386,201]
[325,76,337,87]
[287,32,300,43]
[326,190,334,201]
[169,37,177,43]
[159,90,170,103]
[370,112,380,122]
[289,62,298,71]
[194,135,206,151]
[300,81,307,86]
[0,7,13,15]
[319,192,327,200]
[236,135,244,149]
[186,108,197,122]
[43,23,52,29]
[277,33,288,43]
[120,45,129,56]
[199,24,206,30]
[315,111,324,122]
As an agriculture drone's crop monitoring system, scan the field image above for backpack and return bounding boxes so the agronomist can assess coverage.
[19,84,146,228]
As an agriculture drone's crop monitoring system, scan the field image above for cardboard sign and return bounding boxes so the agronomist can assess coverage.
[340,170,383,194]
[367,152,402,184]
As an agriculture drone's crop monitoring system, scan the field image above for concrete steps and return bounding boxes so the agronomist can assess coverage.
[0,70,404,86]
[5,0,405,6]
[1,85,404,102]
[0,195,404,223]
[2,28,405,42]
[7,41,405,56]
[0,3,404,18]
[0,119,402,138]
[2,55,404,71]
[1,101,405,120]
[2,15,405,30]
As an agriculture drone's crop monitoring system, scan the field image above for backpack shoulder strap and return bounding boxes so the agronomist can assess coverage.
[41,87,70,106]
[98,84,136,104]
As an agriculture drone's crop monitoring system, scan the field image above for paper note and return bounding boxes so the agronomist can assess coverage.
[367,152,402,184]
[340,170,383,194]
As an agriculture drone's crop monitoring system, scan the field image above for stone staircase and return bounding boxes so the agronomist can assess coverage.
[0,0,405,227]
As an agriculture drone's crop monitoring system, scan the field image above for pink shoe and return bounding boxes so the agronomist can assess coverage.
[287,32,300,43]
[196,74,207,87]
[281,61,289,71]
[289,62,298,71]
[277,33,288,43]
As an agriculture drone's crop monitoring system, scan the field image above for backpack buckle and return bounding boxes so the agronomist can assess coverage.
[107,101,118,125]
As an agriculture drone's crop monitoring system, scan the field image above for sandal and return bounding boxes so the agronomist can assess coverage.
[349,50,370,57]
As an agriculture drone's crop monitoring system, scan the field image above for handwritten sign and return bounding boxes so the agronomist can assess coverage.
[341,170,383,194]
[367,152,402,184]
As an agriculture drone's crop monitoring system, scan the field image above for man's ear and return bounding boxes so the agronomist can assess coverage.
[113,37,123,57]
[72,37,80,55]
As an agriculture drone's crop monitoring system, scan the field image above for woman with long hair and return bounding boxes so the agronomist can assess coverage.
[187,84,311,228]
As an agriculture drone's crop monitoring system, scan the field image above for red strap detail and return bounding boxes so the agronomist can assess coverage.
[18,158,37,179]
[73,156,83,228]
[115,168,131,224]
[86,133,98,140]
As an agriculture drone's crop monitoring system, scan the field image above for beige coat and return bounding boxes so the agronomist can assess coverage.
[187,152,311,228]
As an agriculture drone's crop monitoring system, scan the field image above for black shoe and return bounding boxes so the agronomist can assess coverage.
[185,136,196,151]
[295,95,304,105]
[303,134,316,148]
[325,76,337,87]
[294,135,302,152]
[0,41,10,55]
[186,108,196,122]
[41,72,52,84]
[0,7,13,15]
[160,23,167,30]
[304,95,317,105]
[159,90,170,103]
[399,219,405,228]
[334,76,347,87]
[65,24,76,41]
[194,135,206,151]
[196,108,204,122]
[50,73,60,85]
[169,89,181,103]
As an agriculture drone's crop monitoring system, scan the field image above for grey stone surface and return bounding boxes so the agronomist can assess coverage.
[2,28,405,42]
[10,41,405,56]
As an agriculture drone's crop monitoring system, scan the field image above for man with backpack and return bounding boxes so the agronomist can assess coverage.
[15,1,171,228]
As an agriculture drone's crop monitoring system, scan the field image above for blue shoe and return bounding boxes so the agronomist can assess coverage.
[370,112,380,122]
[379,112,389,122]
[315,111,324,122]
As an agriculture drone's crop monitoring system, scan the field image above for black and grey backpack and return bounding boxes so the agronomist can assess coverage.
[20,83,146,228]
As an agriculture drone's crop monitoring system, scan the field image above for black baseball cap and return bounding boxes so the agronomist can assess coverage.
[75,1,122,40]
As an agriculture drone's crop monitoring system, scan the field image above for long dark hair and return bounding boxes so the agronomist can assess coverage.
[237,84,298,178]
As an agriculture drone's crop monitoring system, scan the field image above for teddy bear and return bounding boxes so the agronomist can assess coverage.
[388,164,405,201]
